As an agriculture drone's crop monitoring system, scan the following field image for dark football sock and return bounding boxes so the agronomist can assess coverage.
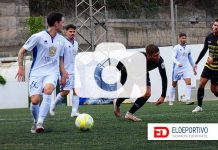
[116,98,127,107]
[197,88,204,107]
[128,97,148,114]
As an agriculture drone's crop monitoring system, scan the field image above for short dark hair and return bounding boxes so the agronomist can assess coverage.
[146,44,159,56]
[179,32,186,37]
[215,19,218,22]
[47,12,63,27]
[65,24,76,30]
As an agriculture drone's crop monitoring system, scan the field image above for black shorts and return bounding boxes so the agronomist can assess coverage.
[201,66,218,85]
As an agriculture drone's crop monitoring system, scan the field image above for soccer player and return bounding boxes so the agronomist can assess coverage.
[113,44,168,121]
[192,19,218,112]
[16,12,66,133]
[168,33,196,106]
[50,24,80,117]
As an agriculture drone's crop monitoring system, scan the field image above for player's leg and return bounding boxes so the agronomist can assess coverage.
[50,75,72,116]
[192,78,208,112]
[36,74,58,133]
[29,76,43,133]
[124,73,151,121]
[169,68,182,105]
[30,95,41,133]
[113,98,127,117]
[183,77,194,105]
[210,70,218,97]
[169,81,177,106]
[125,86,151,122]
[50,90,69,116]
[192,67,209,112]
[71,88,80,117]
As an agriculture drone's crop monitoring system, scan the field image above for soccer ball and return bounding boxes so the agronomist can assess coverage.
[75,113,94,131]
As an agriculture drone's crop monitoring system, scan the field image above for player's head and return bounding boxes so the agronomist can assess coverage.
[65,24,76,40]
[178,33,187,45]
[47,12,64,32]
[212,19,218,35]
[146,44,160,63]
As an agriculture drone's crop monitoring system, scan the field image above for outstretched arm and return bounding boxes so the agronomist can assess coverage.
[16,47,26,81]
[195,38,208,65]
[155,59,168,105]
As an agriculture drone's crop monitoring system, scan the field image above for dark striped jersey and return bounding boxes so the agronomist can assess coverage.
[196,33,218,70]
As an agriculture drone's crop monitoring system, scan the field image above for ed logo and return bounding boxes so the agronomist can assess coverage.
[154,127,169,138]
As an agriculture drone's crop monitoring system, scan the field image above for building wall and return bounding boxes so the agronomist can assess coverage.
[0,0,29,56]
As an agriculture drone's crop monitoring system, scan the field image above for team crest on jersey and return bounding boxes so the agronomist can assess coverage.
[182,52,186,56]
[49,46,57,57]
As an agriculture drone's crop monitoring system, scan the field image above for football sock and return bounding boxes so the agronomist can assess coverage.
[30,103,39,123]
[197,88,204,107]
[38,94,52,124]
[72,95,79,113]
[54,93,65,106]
[116,98,127,107]
[186,85,192,100]
[170,86,176,102]
[128,97,148,114]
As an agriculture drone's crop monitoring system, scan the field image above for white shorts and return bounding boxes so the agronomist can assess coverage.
[172,68,191,81]
[29,74,59,96]
[61,74,75,91]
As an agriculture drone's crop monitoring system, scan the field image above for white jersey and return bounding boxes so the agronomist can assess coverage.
[172,44,194,81]
[23,30,65,77]
[172,44,194,70]
[63,39,78,74]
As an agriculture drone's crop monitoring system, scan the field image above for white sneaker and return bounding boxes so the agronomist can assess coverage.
[192,106,203,113]
[49,103,56,116]
[168,101,173,106]
[36,122,44,133]
[71,110,80,117]
[30,122,36,134]
[186,100,194,105]
[125,112,142,122]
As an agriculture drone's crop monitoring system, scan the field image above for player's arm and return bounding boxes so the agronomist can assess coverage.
[155,58,168,105]
[193,37,208,73]
[59,56,68,86]
[188,51,197,75]
[195,38,208,65]
[172,46,182,67]
[16,47,26,81]
[16,34,39,81]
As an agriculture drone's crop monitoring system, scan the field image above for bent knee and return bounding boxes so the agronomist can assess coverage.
[144,92,151,99]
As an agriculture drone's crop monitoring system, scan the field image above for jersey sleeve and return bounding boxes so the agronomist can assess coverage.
[172,46,181,66]
[158,57,168,98]
[22,34,39,51]
[195,36,209,64]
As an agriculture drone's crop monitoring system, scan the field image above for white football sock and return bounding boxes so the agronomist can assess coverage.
[30,103,39,123]
[186,85,192,100]
[54,93,65,106]
[72,95,79,113]
[38,94,52,124]
[170,86,176,102]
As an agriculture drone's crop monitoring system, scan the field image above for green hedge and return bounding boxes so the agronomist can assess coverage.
[0,75,6,85]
